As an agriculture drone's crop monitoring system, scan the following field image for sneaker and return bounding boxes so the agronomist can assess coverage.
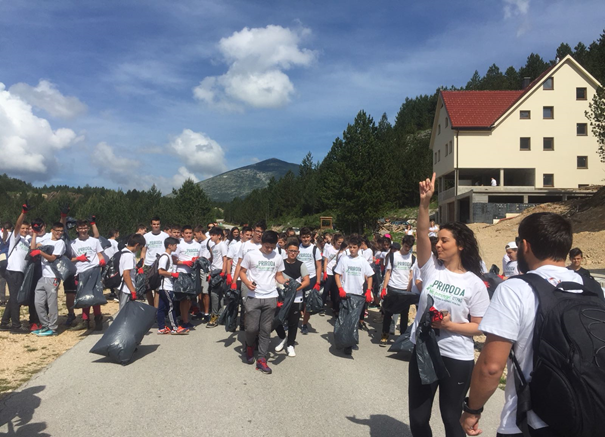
[37,329,56,337]
[275,337,287,352]
[256,358,272,374]
[301,324,309,335]
[10,326,29,334]
[174,326,190,335]
[245,346,255,364]
[31,326,48,335]
[64,313,76,327]
[69,320,90,331]
[94,315,103,331]
[319,310,326,317]
[343,346,353,355]
[380,333,389,347]
[157,327,171,335]
[30,323,42,332]
[287,346,296,357]
[113,296,119,302]
[184,322,195,330]
[206,315,218,328]
[202,314,210,323]
[0,324,11,331]
[359,321,368,331]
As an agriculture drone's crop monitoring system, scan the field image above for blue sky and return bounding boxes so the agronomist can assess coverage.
[0,0,603,194]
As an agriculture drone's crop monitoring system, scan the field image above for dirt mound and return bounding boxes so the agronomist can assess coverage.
[469,187,605,270]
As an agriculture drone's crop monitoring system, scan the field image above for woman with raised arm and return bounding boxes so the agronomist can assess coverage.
[408,173,490,437]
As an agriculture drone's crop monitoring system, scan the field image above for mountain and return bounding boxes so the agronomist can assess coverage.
[197,158,300,201]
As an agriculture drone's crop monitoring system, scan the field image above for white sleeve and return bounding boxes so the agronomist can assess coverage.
[334,257,345,276]
[364,259,375,277]
[420,253,439,283]
[52,240,66,256]
[479,280,525,342]
[240,252,252,271]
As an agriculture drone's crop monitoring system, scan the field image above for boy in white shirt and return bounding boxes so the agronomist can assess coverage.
[116,234,145,310]
[502,241,519,278]
[69,220,106,332]
[157,237,182,334]
[239,230,286,374]
[334,234,374,355]
[297,227,322,335]
[174,226,201,330]
[139,216,169,307]
[206,226,228,327]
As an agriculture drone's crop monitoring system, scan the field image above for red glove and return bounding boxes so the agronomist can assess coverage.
[374,259,381,265]
[22,201,30,214]
[220,272,225,278]
[182,260,194,268]
[230,282,237,290]
[338,287,346,298]
[30,249,41,257]
[89,215,96,226]
[365,289,373,303]
[191,256,198,262]
[131,293,137,301]
[171,272,179,279]
[207,275,211,282]
[380,288,387,299]
[99,257,106,267]
[76,254,88,262]
[226,274,233,285]
[429,306,444,322]
[137,268,144,275]
[322,271,328,281]
[277,301,283,308]
[313,282,321,291]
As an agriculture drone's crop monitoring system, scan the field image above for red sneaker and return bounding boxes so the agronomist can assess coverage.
[30,323,41,332]
[256,358,272,374]
[174,326,190,335]
[246,346,255,364]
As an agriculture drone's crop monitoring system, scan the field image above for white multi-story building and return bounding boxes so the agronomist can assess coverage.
[430,55,604,223]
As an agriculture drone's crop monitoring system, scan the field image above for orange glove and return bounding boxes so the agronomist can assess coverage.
[338,287,346,299]
[365,289,373,303]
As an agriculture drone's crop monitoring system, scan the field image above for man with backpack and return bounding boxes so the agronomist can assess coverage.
[460,212,605,437]
[115,234,145,310]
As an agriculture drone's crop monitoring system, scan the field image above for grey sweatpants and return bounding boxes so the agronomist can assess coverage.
[210,282,224,316]
[244,296,277,359]
[34,277,60,331]
[118,291,131,311]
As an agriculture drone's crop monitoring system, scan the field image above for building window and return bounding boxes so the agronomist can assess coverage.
[520,110,531,119]
[438,124,441,135]
[520,137,531,151]
[543,106,554,119]
[577,156,588,169]
[578,184,589,188]
[438,150,441,162]
[445,144,448,156]
[543,137,554,151]
[445,117,449,127]
[577,123,588,136]
[576,87,587,100]
[449,141,453,154]
[543,77,554,90]
[543,174,554,187]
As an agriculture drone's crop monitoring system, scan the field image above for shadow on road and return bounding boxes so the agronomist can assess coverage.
[0,385,50,436]
[91,344,160,365]
[320,332,353,359]
[347,414,411,437]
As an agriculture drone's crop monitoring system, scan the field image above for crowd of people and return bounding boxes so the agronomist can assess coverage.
[1,173,604,437]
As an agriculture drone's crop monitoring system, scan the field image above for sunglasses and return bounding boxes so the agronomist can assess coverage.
[515,236,523,246]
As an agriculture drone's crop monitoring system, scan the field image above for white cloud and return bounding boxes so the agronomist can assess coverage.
[9,80,87,120]
[168,128,227,178]
[0,82,80,181]
[193,25,317,110]
[91,142,141,185]
[503,0,531,36]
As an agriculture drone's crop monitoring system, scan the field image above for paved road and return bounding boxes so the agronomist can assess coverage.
[0,309,505,437]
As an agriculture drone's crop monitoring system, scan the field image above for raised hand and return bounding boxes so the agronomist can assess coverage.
[419,172,436,206]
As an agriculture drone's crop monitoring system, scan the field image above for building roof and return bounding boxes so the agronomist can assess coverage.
[441,62,559,129]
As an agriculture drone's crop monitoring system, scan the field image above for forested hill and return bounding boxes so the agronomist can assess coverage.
[196,158,299,201]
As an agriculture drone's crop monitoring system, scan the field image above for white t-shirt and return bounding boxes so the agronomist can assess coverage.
[334,255,374,296]
[198,238,212,260]
[6,233,30,273]
[361,248,374,264]
[157,252,174,292]
[503,260,519,277]
[480,260,488,274]
[411,263,422,295]
[71,237,103,274]
[36,232,51,245]
[479,265,583,434]
[118,249,137,294]
[428,225,439,237]
[236,240,262,264]
[410,254,490,360]
[385,251,415,290]
[175,240,201,274]
[501,253,510,273]
[208,240,228,271]
[143,231,169,266]
[323,244,338,275]
[297,244,322,278]
[240,249,284,299]
[227,240,243,276]
[105,239,119,260]
[41,239,66,278]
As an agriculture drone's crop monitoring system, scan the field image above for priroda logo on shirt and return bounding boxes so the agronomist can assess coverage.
[346,266,362,276]
[426,280,465,305]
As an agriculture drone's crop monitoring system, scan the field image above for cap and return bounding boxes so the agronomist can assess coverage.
[391,242,401,251]
[505,241,517,250]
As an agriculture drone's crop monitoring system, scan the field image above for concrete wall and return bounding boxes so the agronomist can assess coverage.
[431,100,456,177]
[472,202,536,224]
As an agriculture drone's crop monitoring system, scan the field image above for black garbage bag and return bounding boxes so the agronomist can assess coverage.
[195,257,211,275]
[415,295,449,385]
[90,300,157,365]
[24,245,54,262]
[209,269,224,288]
[74,267,108,308]
[135,273,147,299]
[389,325,414,360]
[173,272,196,295]
[382,291,420,314]
[17,262,36,305]
[304,287,324,314]
[219,285,240,332]
[482,272,504,299]
[334,294,366,349]
[98,236,112,250]
[272,280,298,331]
[489,264,500,275]
[51,256,77,281]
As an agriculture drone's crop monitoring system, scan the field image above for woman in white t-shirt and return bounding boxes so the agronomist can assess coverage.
[409,173,490,437]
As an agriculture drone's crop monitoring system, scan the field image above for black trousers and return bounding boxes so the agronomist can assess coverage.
[497,427,556,437]
[409,349,474,437]
[1,270,24,328]
[276,302,303,346]
[382,286,410,334]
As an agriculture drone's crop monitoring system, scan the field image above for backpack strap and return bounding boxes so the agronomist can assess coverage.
[412,254,416,265]
[206,240,214,263]
[158,253,170,289]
